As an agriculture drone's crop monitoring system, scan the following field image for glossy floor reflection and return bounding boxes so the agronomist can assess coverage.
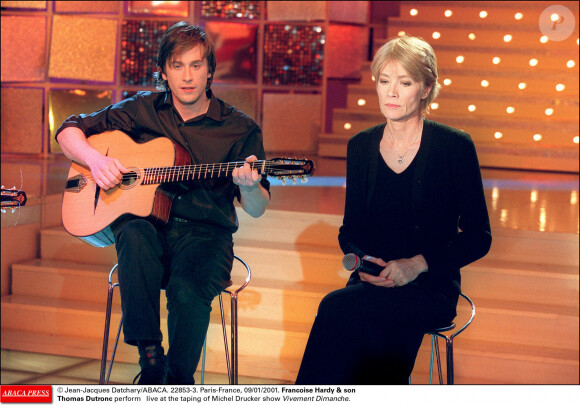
[0,349,290,385]
[269,158,579,235]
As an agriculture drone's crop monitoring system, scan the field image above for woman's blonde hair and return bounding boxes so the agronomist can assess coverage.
[370,36,441,114]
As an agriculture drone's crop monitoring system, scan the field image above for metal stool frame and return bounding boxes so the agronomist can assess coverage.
[426,292,476,384]
[201,256,251,384]
[99,255,251,385]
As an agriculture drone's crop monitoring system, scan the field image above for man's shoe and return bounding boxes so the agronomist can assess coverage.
[133,354,167,384]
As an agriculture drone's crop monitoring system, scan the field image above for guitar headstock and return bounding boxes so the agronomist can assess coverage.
[267,158,315,184]
[1,187,27,212]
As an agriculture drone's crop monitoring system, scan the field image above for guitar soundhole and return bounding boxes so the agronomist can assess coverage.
[119,168,140,189]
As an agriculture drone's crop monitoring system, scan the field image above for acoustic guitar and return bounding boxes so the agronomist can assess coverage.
[61,130,314,247]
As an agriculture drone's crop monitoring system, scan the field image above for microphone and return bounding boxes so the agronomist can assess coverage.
[342,253,384,277]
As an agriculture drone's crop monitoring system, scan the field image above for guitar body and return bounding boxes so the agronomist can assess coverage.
[61,130,314,247]
[61,131,190,247]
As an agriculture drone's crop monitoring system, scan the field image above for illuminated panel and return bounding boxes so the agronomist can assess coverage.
[263,24,324,86]
[54,1,119,13]
[120,20,173,86]
[1,16,46,82]
[201,1,261,19]
[0,87,44,154]
[49,15,117,83]
[205,22,257,83]
[328,1,367,24]
[267,1,325,21]
[0,1,45,9]
[48,89,113,153]
[262,92,322,152]
[128,1,189,17]
[326,24,367,79]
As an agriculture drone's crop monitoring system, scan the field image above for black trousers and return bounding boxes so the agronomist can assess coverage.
[113,217,234,384]
[295,281,457,385]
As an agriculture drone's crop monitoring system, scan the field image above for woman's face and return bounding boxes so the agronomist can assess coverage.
[376,59,431,123]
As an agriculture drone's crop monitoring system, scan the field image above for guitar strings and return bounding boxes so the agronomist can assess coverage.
[80,160,310,184]
[141,161,308,183]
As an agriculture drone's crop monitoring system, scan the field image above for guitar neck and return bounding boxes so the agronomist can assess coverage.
[141,160,269,185]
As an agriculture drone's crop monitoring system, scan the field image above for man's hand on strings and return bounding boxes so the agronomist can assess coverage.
[232,155,261,190]
[88,154,129,190]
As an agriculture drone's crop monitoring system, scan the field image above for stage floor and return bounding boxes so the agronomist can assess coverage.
[268,157,579,234]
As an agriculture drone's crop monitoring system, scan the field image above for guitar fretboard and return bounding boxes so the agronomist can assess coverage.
[141,161,270,185]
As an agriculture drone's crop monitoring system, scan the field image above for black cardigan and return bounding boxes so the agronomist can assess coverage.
[338,119,492,298]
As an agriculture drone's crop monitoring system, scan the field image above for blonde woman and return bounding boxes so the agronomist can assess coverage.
[296,36,491,384]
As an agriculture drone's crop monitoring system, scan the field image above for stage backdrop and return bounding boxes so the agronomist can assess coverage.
[1,1,375,156]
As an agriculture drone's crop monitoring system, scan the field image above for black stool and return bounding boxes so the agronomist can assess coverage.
[424,292,476,384]
[99,255,251,384]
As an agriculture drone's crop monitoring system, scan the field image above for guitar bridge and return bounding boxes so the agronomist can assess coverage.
[65,175,87,193]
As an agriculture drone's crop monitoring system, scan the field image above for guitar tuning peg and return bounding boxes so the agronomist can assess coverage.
[1,209,5,214]
[281,178,287,186]
[292,177,297,185]
[301,176,308,184]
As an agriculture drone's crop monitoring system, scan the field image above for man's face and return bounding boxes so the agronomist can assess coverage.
[162,45,212,112]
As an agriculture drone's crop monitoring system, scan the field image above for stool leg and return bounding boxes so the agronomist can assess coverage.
[201,336,207,384]
[446,338,454,385]
[105,315,124,384]
[433,337,444,384]
[218,293,232,383]
[428,335,436,384]
[231,294,238,385]
[100,284,116,384]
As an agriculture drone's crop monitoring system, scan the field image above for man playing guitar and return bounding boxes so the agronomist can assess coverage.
[56,22,270,384]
